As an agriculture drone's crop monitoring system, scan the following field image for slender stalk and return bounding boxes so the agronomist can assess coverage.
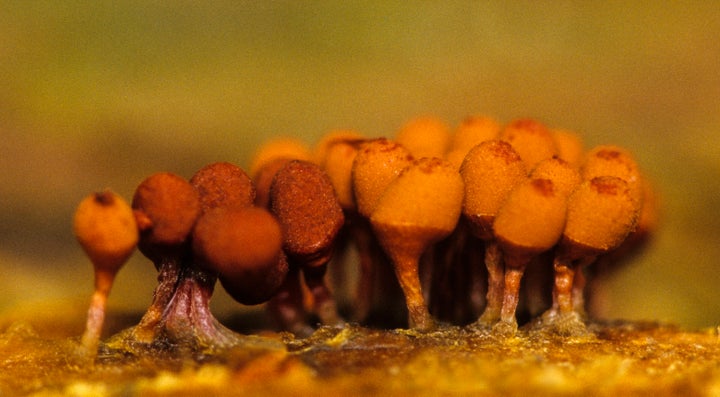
[267,267,313,337]
[393,251,434,331]
[499,265,526,325]
[132,257,181,343]
[477,241,503,325]
[552,257,576,315]
[303,264,341,326]
[80,271,115,355]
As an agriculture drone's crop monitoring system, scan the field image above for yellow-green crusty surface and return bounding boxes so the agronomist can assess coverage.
[2,315,720,396]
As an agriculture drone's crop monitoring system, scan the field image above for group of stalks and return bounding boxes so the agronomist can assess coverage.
[73,115,658,358]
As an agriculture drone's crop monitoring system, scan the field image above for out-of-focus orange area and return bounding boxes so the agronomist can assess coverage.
[1,2,719,328]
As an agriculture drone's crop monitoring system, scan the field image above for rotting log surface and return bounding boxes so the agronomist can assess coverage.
[1,318,720,396]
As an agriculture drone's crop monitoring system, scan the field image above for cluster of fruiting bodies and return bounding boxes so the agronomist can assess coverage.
[73,115,657,357]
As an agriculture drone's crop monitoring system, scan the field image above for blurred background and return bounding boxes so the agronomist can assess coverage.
[1,2,718,331]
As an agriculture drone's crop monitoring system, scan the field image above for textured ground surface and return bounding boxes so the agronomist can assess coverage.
[2,317,720,396]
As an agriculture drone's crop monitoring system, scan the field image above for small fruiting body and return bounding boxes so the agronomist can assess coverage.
[73,190,138,356]
[74,191,139,273]
[253,158,293,208]
[271,160,345,268]
[530,157,582,197]
[522,157,582,316]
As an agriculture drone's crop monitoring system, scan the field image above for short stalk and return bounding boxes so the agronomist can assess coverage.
[478,241,503,324]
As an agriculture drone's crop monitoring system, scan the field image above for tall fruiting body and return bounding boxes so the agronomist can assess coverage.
[126,164,287,350]
[73,190,138,357]
[588,179,659,317]
[429,115,500,323]
[491,177,571,334]
[350,138,416,323]
[269,160,345,326]
[370,158,464,331]
[313,131,380,321]
[568,145,645,314]
[546,176,640,334]
[130,172,202,344]
[460,140,527,325]
[521,157,583,316]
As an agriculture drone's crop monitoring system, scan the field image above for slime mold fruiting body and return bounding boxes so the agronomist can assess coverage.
[75,114,657,352]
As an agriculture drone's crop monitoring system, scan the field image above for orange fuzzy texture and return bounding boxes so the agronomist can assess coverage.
[395,116,452,159]
[551,129,585,167]
[460,140,527,240]
[370,157,463,331]
[73,190,138,273]
[248,138,311,179]
[371,157,464,234]
[597,178,660,268]
[132,172,200,250]
[352,138,414,218]
[562,176,640,255]
[499,118,558,170]
[582,145,644,207]
[190,162,255,213]
[270,160,344,267]
[530,157,581,197]
[493,178,568,256]
[446,115,501,169]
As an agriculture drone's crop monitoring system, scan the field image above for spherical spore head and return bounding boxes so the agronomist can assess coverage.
[190,162,255,213]
[192,206,287,305]
[73,190,138,273]
[132,172,201,261]
[270,160,345,267]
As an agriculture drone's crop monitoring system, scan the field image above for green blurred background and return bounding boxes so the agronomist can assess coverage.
[1,2,719,329]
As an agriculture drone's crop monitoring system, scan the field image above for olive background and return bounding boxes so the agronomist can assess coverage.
[1,2,718,329]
